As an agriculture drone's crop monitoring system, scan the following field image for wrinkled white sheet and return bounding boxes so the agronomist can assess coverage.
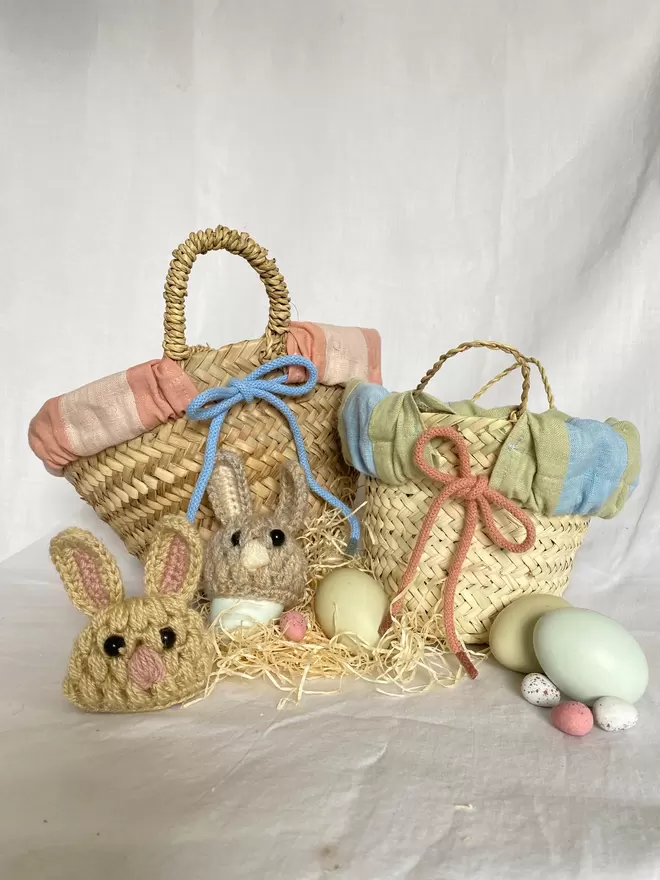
[2,2,660,878]
[2,546,660,880]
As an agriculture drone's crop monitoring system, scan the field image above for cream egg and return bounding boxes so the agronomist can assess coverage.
[488,594,571,674]
[314,569,389,653]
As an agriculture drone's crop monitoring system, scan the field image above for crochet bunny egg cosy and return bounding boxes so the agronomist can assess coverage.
[203,450,309,610]
[50,516,215,713]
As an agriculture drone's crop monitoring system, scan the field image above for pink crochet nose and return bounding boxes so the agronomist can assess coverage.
[127,644,166,690]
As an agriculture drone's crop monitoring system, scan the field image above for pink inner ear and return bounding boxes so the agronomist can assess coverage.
[73,549,108,609]
[160,534,190,595]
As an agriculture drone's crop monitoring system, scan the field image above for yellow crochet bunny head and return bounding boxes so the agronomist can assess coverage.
[50,516,215,713]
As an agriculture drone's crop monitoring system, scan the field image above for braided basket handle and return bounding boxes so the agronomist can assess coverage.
[472,355,555,410]
[416,340,553,421]
[163,226,291,362]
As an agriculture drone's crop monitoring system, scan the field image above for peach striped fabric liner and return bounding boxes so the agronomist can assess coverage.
[29,324,382,473]
[29,358,198,473]
[287,322,382,385]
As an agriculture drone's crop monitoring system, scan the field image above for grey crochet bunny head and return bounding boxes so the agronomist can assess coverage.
[204,450,309,609]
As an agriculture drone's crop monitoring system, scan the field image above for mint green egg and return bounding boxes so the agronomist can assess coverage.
[533,608,648,706]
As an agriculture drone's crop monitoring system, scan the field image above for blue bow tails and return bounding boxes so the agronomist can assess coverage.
[185,354,359,555]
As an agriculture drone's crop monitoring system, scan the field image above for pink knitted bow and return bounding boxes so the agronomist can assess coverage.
[385,426,537,679]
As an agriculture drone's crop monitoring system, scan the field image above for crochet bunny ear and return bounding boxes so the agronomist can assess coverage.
[143,515,203,603]
[207,450,253,524]
[50,529,124,617]
[276,461,308,535]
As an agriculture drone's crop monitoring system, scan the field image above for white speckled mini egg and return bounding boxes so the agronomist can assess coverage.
[592,696,639,732]
[521,673,561,708]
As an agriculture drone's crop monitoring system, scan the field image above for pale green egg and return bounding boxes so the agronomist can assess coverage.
[533,608,648,706]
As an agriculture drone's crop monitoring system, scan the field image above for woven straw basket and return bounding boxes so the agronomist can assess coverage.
[65,225,355,561]
[364,341,590,645]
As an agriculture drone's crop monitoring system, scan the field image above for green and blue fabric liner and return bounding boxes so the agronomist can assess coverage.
[186,354,360,554]
[339,379,640,519]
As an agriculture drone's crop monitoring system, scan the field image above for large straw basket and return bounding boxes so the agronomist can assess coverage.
[364,341,590,645]
[65,225,356,561]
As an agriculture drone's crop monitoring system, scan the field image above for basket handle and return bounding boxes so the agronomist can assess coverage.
[415,340,537,421]
[472,356,555,409]
[163,225,291,362]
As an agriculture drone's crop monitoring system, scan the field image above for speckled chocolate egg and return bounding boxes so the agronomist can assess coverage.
[279,610,308,642]
[593,696,639,732]
[551,701,593,737]
[521,673,561,708]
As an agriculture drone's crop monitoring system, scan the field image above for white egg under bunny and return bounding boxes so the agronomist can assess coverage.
[211,597,284,633]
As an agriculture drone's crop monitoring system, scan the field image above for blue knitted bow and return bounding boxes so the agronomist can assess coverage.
[185,354,359,555]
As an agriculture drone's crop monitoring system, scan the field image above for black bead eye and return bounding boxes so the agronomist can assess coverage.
[270,529,286,547]
[103,634,126,657]
[160,627,177,650]
[231,530,241,546]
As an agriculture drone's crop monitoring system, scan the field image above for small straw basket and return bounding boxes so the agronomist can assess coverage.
[64,225,356,560]
[363,341,590,645]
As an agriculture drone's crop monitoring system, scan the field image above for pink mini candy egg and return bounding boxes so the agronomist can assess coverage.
[551,701,593,737]
[279,611,307,642]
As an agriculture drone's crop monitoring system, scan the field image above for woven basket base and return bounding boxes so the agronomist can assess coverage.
[359,341,590,643]
[365,477,589,643]
[65,338,355,561]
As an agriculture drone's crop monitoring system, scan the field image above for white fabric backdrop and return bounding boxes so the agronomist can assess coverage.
[2,2,660,878]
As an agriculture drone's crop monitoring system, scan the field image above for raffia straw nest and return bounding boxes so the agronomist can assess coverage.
[193,507,486,709]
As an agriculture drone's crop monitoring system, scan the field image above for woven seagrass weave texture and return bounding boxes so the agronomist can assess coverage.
[364,342,590,643]
[65,226,355,561]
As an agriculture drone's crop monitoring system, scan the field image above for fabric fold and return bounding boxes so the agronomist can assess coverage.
[29,358,198,473]
[29,323,383,474]
[339,380,640,519]
[287,322,382,386]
